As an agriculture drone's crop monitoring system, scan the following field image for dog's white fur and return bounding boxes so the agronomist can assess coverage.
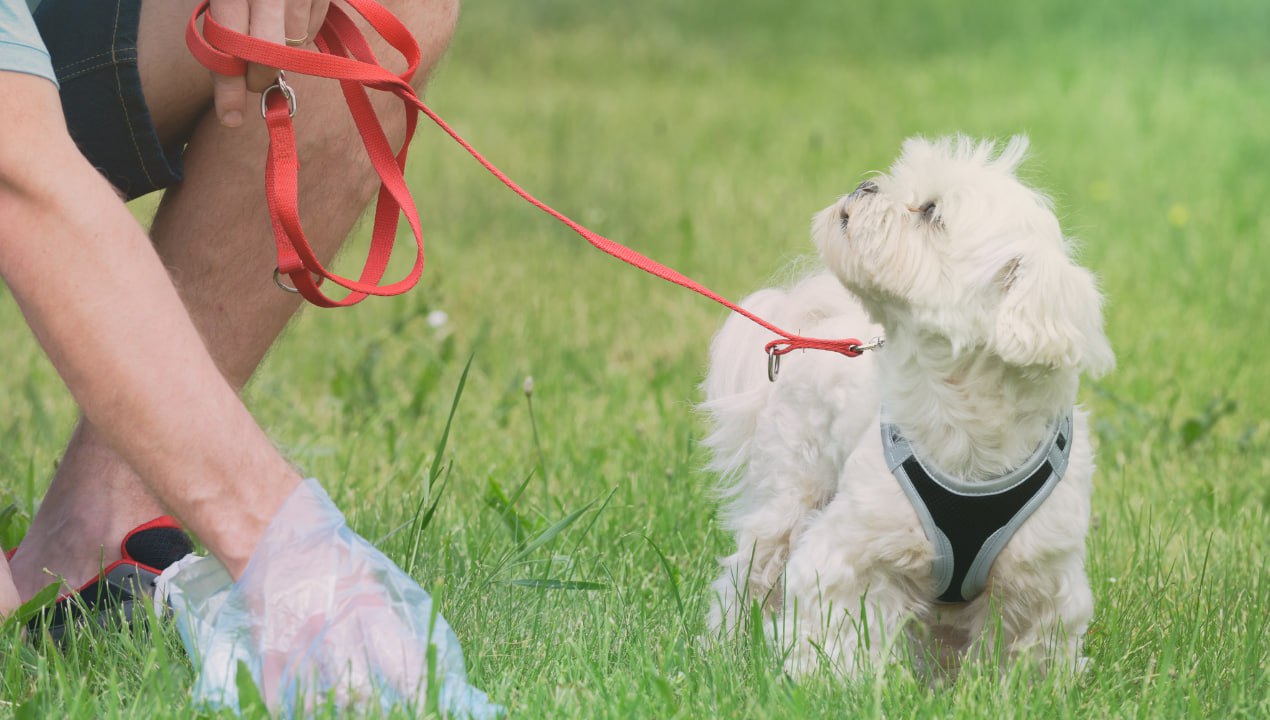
[701,136,1114,678]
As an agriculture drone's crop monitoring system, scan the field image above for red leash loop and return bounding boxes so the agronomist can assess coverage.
[189,0,424,307]
[766,337,864,358]
[185,0,870,363]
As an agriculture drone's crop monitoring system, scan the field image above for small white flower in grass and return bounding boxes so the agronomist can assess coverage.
[523,376,534,397]
[426,309,449,328]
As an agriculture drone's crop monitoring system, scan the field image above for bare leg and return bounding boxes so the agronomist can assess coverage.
[9,0,459,600]
[0,556,18,617]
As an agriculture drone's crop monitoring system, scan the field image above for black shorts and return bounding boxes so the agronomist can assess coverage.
[34,0,184,200]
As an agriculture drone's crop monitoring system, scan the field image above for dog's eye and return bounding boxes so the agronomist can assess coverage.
[840,207,850,228]
[906,201,938,221]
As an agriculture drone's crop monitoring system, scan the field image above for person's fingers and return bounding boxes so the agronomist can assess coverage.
[245,0,287,92]
[208,0,329,126]
[208,0,250,127]
[306,0,332,41]
[284,0,312,48]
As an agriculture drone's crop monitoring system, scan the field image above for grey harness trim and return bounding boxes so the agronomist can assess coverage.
[881,412,1073,603]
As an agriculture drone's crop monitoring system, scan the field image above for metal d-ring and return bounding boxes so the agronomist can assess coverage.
[767,348,781,382]
[260,71,298,118]
[272,267,325,293]
[273,267,301,293]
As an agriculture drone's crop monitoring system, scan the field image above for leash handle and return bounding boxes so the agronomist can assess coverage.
[189,1,424,307]
[185,0,867,356]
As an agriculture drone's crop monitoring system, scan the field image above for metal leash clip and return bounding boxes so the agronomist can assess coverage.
[850,336,886,353]
[767,336,885,382]
[260,71,298,118]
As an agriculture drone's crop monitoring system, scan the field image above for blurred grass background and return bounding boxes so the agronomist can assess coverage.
[1,0,1267,716]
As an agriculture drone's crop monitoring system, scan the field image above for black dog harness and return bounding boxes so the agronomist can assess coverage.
[881,412,1074,603]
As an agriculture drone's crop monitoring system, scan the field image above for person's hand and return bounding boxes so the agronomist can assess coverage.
[207,0,333,127]
[159,480,503,716]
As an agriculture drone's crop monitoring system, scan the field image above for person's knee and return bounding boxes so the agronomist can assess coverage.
[136,0,217,149]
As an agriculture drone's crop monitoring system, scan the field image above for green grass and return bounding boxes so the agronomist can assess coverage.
[2,0,1268,716]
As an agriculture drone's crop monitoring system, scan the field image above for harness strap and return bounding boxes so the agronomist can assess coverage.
[881,412,1074,603]
[185,0,867,356]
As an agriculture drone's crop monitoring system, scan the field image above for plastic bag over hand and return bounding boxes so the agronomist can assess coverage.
[157,478,502,718]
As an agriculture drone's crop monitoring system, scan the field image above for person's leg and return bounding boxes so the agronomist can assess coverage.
[1,556,18,617]
[9,0,460,600]
[145,0,460,388]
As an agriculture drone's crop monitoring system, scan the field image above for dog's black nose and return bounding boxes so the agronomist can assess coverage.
[855,180,878,195]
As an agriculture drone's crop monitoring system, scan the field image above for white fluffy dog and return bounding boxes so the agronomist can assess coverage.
[701,136,1114,678]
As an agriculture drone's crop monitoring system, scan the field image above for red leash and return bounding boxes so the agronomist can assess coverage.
[185,0,871,363]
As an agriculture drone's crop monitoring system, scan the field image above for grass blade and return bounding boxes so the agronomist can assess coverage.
[406,352,475,573]
[643,534,687,628]
[427,351,475,486]
[503,579,607,591]
[1,581,59,631]
[480,497,600,589]
[512,498,598,563]
[485,471,542,546]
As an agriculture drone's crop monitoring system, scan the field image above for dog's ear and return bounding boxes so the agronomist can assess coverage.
[990,251,1115,376]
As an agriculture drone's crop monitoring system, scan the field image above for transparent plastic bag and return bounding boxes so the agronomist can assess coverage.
[157,479,502,718]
